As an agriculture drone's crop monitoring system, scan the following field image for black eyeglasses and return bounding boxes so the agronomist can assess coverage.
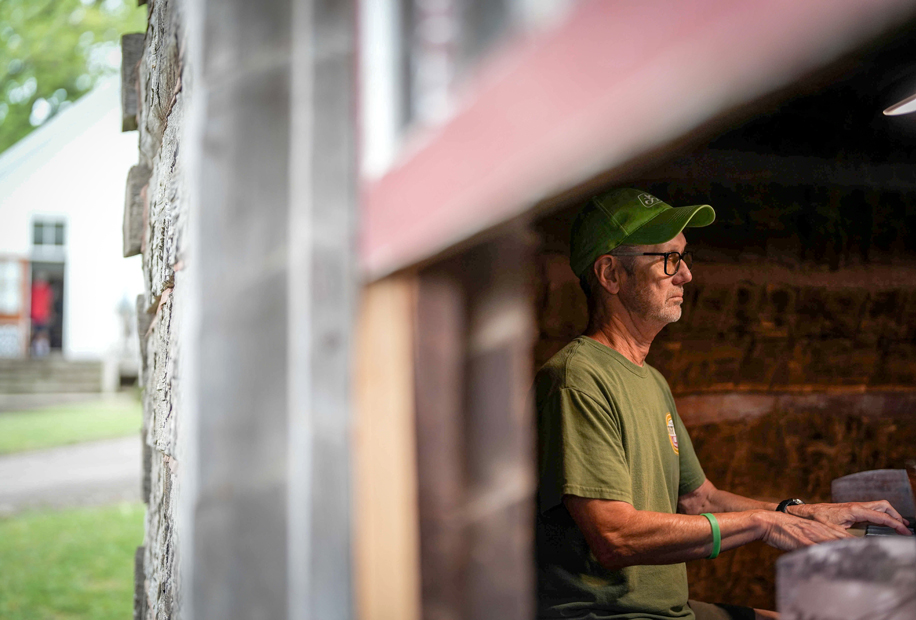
[612,250,693,276]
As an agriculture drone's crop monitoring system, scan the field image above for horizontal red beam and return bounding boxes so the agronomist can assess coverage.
[361,0,916,279]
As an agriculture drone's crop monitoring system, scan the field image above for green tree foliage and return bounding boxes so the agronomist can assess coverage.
[0,0,147,154]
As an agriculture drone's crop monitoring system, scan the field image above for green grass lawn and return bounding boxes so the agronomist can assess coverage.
[0,502,145,620]
[0,397,142,455]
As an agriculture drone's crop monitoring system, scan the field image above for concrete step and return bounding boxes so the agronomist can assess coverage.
[0,359,103,394]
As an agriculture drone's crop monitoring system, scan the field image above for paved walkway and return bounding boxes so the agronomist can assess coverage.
[0,436,141,516]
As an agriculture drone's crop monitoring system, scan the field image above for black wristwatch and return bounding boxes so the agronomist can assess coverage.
[776,498,805,513]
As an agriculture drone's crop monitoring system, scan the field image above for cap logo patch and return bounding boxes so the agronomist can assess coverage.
[638,193,661,207]
[665,413,679,455]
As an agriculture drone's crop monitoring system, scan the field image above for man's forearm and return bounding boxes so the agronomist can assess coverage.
[678,479,776,515]
[565,496,768,570]
[703,488,777,513]
[566,493,856,573]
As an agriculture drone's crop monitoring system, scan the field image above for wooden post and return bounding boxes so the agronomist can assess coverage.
[462,233,536,620]
[415,267,468,620]
[354,275,422,620]
[413,230,537,620]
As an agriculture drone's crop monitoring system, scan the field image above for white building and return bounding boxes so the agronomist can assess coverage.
[0,78,143,362]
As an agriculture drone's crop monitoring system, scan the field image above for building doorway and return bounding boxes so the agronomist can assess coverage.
[29,261,65,355]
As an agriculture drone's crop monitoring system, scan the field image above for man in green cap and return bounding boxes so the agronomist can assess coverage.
[534,188,912,620]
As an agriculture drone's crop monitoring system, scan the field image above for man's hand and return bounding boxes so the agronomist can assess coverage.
[786,500,912,536]
[758,511,851,551]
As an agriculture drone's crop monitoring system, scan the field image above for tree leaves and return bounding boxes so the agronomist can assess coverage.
[0,0,147,154]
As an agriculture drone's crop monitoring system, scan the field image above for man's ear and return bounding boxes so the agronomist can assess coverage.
[594,255,622,295]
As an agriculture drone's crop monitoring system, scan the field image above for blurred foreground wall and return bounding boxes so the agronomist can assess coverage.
[115,0,916,618]
[124,0,358,619]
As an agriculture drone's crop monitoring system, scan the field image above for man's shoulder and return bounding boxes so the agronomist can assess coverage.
[535,337,623,396]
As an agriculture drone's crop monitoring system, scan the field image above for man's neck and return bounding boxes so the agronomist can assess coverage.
[584,311,662,367]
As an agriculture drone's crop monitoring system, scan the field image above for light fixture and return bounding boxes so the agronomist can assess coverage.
[883,91,916,116]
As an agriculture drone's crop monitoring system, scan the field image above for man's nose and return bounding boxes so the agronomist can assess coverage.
[674,261,692,284]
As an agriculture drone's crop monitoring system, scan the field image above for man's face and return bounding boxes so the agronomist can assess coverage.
[617,232,692,326]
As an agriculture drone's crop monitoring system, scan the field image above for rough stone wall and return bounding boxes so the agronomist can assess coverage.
[125,1,187,618]
[533,182,916,610]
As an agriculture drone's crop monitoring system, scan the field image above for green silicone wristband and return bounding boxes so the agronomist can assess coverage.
[701,513,721,559]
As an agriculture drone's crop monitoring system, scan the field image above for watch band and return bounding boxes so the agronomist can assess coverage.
[776,498,805,513]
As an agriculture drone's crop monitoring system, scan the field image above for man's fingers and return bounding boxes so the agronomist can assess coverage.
[853,507,913,535]
[862,500,907,524]
[802,521,849,544]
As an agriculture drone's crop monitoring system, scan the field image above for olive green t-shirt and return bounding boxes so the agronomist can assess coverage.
[536,336,706,619]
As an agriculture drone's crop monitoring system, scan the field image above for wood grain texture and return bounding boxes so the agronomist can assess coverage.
[354,276,422,620]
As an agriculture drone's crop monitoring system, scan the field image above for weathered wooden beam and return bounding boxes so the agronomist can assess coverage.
[186,0,295,617]
[287,0,357,618]
[123,164,150,258]
[354,275,421,620]
[638,149,916,191]
[121,33,144,132]
[461,233,537,620]
[415,268,467,620]
[414,231,538,620]
[676,389,916,426]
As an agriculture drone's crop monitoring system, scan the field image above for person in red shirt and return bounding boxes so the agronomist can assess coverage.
[30,273,53,357]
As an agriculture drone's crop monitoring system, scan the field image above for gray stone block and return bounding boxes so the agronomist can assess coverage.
[121,33,145,132]
[124,164,151,258]
[144,94,184,303]
[144,449,179,620]
[134,545,147,620]
[144,290,176,457]
[137,295,154,383]
[139,0,182,163]
[777,537,916,619]
[142,439,152,503]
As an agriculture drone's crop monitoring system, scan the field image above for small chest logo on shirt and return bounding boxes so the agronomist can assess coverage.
[665,413,679,455]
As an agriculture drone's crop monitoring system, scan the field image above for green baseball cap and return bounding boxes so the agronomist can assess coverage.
[569,188,716,277]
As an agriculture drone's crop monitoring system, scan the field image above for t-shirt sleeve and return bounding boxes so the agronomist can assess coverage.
[672,409,705,495]
[538,387,632,514]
